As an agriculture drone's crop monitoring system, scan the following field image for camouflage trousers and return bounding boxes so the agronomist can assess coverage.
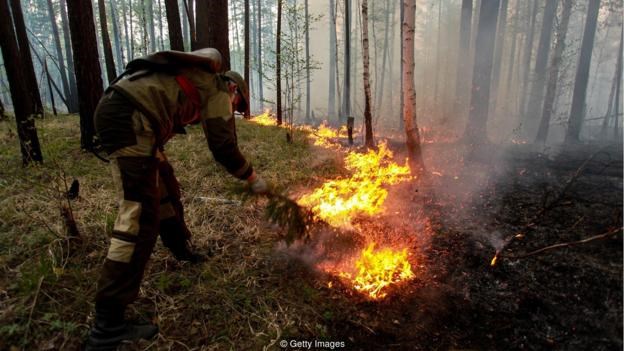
[94,107,191,316]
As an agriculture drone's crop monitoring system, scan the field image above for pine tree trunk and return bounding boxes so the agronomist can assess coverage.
[244,0,250,117]
[66,0,105,150]
[157,0,164,50]
[374,0,390,119]
[186,0,195,49]
[44,60,57,115]
[304,0,310,123]
[600,27,623,139]
[519,0,538,117]
[180,0,189,50]
[164,0,184,51]
[361,0,373,147]
[342,0,351,122]
[110,0,124,71]
[9,0,43,117]
[565,0,601,143]
[141,0,149,55]
[490,0,508,112]
[535,0,572,143]
[399,0,404,130]
[98,0,117,83]
[120,0,131,59]
[463,0,500,143]
[328,0,337,121]
[453,0,473,118]
[196,0,230,70]
[59,0,79,112]
[402,0,423,172]
[46,0,72,110]
[147,0,156,52]
[504,1,519,112]
[524,0,558,136]
[0,0,43,164]
[256,0,263,110]
[276,0,282,125]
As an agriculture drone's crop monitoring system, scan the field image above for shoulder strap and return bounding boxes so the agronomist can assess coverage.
[175,75,202,124]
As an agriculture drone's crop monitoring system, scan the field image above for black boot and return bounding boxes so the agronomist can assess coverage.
[160,219,206,264]
[85,308,158,351]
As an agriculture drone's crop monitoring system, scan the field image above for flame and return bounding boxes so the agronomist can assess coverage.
[298,142,412,227]
[250,110,278,126]
[339,243,414,299]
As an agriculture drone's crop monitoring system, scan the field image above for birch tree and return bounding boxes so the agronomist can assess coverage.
[361,0,373,147]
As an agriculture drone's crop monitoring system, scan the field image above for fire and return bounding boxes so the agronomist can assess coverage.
[339,243,414,299]
[250,110,278,126]
[298,142,412,227]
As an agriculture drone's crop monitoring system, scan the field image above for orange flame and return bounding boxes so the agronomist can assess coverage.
[250,110,278,126]
[339,243,414,299]
[298,142,412,227]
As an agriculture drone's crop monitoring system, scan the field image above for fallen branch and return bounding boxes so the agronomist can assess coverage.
[494,227,622,264]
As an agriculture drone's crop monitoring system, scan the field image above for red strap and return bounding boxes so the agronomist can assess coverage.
[175,75,201,124]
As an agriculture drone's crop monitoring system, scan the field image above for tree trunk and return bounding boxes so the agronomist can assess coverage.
[120,0,130,59]
[305,0,311,123]
[361,0,373,147]
[180,0,189,50]
[535,0,572,144]
[0,0,43,163]
[196,0,229,70]
[374,0,391,120]
[157,0,165,50]
[184,0,195,49]
[565,0,601,143]
[342,0,351,122]
[504,1,519,112]
[454,0,473,118]
[9,0,43,117]
[110,0,124,71]
[328,0,337,121]
[66,0,104,150]
[463,0,500,143]
[165,0,184,51]
[256,0,263,111]
[46,0,72,110]
[276,0,282,125]
[519,0,538,116]
[399,0,404,130]
[141,0,149,55]
[244,0,250,117]
[524,0,558,136]
[402,0,423,172]
[44,60,57,116]
[98,0,117,83]
[600,27,623,140]
[490,0,508,112]
[59,0,79,112]
[128,0,135,58]
[147,0,156,52]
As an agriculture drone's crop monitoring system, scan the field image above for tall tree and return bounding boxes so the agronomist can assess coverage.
[59,0,79,112]
[146,0,156,52]
[402,0,423,171]
[535,0,573,143]
[244,0,250,117]
[519,0,538,116]
[66,0,104,150]
[0,0,43,164]
[399,0,404,130]
[98,0,117,83]
[600,26,623,140]
[305,0,310,123]
[110,0,124,72]
[256,0,263,110]
[164,0,184,51]
[341,0,351,122]
[183,0,195,49]
[328,0,337,121]
[361,0,373,147]
[565,0,601,143]
[276,0,282,125]
[454,0,473,117]
[490,0,508,111]
[196,0,230,70]
[9,0,43,117]
[503,1,519,110]
[524,0,558,135]
[463,0,500,143]
[46,0,72,110]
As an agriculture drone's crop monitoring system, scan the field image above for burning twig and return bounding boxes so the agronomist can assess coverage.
[492,227,621,265]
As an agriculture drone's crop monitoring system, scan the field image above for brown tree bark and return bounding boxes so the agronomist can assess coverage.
[98,0,117,83]
[164,0,184,51]
[453,0,473,118]
[195,0,230,70]
[361,0,373,147]
[0,0,43,164]
[46,0,72,109]
[9,0,43,117]
[244,0,250,118]
[66,0,104,150]
[276,0,282,125]
[60,0,79,112]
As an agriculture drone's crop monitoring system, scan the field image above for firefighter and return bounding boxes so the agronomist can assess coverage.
[85,49,267,350]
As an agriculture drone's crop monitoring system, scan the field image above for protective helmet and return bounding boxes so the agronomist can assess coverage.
[224,71,249,114]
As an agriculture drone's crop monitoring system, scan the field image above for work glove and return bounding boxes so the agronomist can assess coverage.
[248,172,269,194]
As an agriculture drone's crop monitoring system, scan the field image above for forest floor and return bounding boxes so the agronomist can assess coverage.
[0,115,622,350]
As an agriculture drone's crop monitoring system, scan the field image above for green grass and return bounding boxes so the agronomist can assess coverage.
[0,114,348,350]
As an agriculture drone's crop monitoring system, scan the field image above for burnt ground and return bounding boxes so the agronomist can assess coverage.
[275,142,623,351]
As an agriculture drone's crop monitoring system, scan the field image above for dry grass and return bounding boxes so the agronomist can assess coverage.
[0,115,347,350]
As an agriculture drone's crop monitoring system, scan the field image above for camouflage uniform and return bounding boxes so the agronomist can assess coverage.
[92,63,252,323]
